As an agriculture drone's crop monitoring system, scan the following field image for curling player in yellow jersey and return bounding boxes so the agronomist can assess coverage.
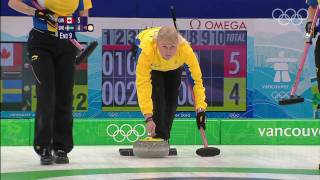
[135,26,207,141]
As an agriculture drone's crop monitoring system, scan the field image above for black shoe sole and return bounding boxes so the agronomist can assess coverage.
[41,159,53,165]
[54,157,69,164]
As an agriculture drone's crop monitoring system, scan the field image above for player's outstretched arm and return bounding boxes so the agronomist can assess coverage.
[8,0,36,16]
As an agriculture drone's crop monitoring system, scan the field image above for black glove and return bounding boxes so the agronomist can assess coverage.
[196,111,206,130]
[35,9,56,28]
[305,21,317,38]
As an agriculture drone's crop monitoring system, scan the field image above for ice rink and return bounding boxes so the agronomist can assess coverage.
[1,145,319,180]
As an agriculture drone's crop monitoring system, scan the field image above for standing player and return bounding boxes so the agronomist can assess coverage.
[8,0,92,165]
[306,0,320,110]
[135,26,207,140]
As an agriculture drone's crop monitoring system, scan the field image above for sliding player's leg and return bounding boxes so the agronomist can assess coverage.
[151,70,169,140]
[164,67,182,140]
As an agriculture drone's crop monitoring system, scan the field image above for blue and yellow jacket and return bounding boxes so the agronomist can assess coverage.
[306,0,319,6]
[135,27,207,115]
[24,0,92,32]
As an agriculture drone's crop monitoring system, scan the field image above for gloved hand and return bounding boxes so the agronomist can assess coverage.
[196,111,206,130]
[35,9,56,28]
[305,21,317,38]
[145,116,156,137]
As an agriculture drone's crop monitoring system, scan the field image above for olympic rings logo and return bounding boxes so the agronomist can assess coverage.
[106,124,146,143]
[272,8,308,26]
[229,113,240,118]
[271,91,290,101]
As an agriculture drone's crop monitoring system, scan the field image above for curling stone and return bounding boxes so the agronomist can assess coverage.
[133,137,169,158]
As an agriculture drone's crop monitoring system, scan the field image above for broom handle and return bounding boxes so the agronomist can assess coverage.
[70,39,84,50]
[290,6,319,96]
[170,6,178,30]
[171,5,209,149]
[188,84,209,148]
[200,127,209,148]
[290,44,311,96]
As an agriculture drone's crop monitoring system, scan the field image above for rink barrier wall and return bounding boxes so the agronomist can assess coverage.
[1,119,319,146]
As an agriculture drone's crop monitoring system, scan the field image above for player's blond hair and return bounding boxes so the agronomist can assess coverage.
[154,26,186,45]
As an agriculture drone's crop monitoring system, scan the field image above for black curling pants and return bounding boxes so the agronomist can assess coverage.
[151,67,182,140]
[27,29,77,155]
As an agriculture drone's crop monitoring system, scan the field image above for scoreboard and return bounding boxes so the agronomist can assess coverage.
[57,16,94,39]
[102,29,247,111]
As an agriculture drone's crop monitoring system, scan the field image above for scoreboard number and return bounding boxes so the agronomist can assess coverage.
[229,83,240,105]
[73,85,88,111]
[229,52,240,75]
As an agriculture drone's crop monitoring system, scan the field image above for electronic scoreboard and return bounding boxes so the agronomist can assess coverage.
[102,29,247,111]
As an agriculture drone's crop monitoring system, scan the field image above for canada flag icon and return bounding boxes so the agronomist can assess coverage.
[0,43,13,66]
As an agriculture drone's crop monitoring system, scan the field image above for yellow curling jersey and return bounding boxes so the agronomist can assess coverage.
[27,0,92,32]
[135,27,207,115]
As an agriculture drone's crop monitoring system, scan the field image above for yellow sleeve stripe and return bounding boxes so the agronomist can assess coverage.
[83,0,93,10]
